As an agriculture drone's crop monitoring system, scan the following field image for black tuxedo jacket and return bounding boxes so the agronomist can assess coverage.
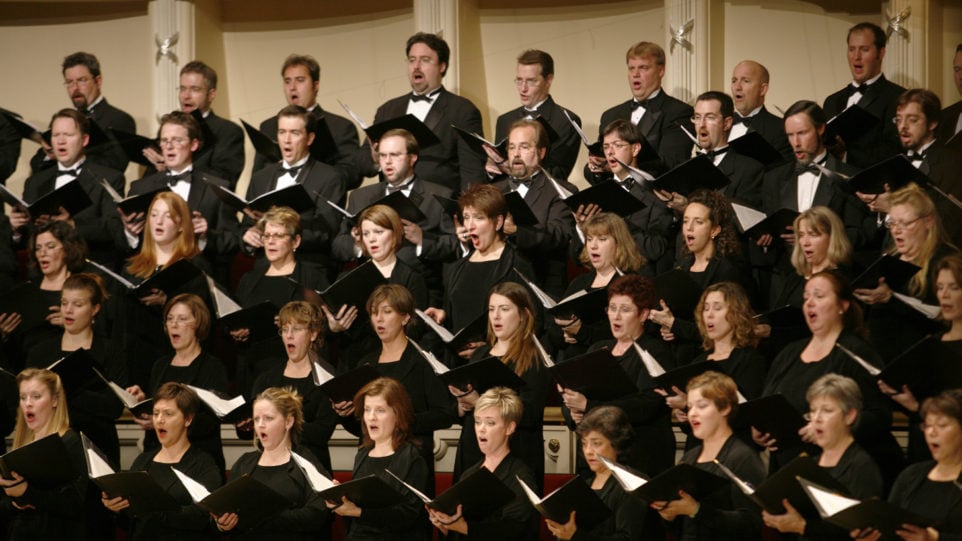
[0,114,20,184]
[734,106,792,161]
[22,162,126,264]
[587,89,693,184]
[243,158,344,269]
[129,170,239,256]
[495,95,582,180]
[493,175,575,296]
[30,98,136,175]
[192,110,245,188]
[761,154,869,248]
[716,150,764,207]
[823,74,905,169]
[357,86,485,194]
[913,143,962,243]
[939,100,962,148]
[256,106,361,189]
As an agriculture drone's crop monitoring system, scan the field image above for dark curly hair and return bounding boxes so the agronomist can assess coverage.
[29,221,87,274]
[684,189,740,258]
[576,405,636,464]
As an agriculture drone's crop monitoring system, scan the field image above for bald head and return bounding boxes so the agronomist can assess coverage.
[731,60,770,116]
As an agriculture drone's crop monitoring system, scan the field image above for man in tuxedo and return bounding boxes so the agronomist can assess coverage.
[493,49,582,180]
[242,105,344,278]
[576,119,672,270]
[356,32,485,195]
[13,109,125,267]
[255,54,361,189]
[159,61,245,188]
[655,91,765,213]
[729,60,792,161]
[126,111,239,281]
[493,118,575,296]
[822,22,905,169]
[31,52,136,175]
[586,41,693,184]
[761,100,866,249]
[332,128,457,306]
[938,44,962,147]
[858,89,962,242]
[0,113,19,185]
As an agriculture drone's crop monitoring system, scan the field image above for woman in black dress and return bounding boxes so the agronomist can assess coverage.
[334,284,456,494]
[759,270,903,488]
[427,386,537,540]
[329,377,429,541]
[102,382,222,541]
[559,274,676,478]
[214,387,330,540]
[548,212,647,361]
[126,293,229,476]
[546,405,652,541]
[0,368,87,540]
[232,206,329,393]
[238,301,337,473]
[451,282,549,490]
[762,374,882,540]
[651,371,766,541]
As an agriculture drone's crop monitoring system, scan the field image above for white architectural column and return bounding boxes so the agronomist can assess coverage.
[664,0,715,104]
[413,0,462,93]
[881,0,929,89]
[149,0,195,127]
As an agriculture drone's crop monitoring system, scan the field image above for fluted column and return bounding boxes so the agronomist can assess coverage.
[664,0,723,103]
[413,0,462,93]
[880,0,935,89]
[149,0,194,127]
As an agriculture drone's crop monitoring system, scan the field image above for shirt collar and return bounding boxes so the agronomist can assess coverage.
[58,157,86,171]
[737,105,763,119]
[852,73,883,88]
[283,156,310,169]
[169,165,192,176]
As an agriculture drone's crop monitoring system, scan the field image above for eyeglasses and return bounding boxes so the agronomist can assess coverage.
[377,151,407,161]
[513,77,543,88]
[606,305,638,315]
[883,215,924,231]
[261,233,291,241]
[63,77,93,87]
[165,315,194,326]
[160,137,189,147]
[691,113,723,124]
[279,325,309,335]
[602,142,631,152]
[178,85,207,94]
[892,115,925,126]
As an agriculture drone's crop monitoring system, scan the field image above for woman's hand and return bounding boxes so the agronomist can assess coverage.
[45,305,63,327]
[558,385,588,413]
[139,288,167,307]
[230,328,251,343]
[655,385,687,411]
[763,499,806,534]
[895,523,940,541]
[0,472,27,498]
[457,341,485,360]
[0,312,22,339]
[332,400,355,418]
[428,504,467,535]
[851,528,882,540]
[120,209,146,237]
[327,495,361,517]
[573,204,601,232]
[854,278,892,305]
[212,511,239,532]
[546,510,578,540]
[798,422,817,444]
[449,385,479,416]
[752,427,779,452]
[651,490,699,521]
[322,304,358,333]
[101,493,130,513]
[126,385,147,402]
[648,299,675,329]
[878,381,920,413]
[423,307,446,325]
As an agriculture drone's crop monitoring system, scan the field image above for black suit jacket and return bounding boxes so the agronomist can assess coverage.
[716,149,765,207]
[734,105,792,161]
[938,99,962,148]
[30,98,136,175]
[256,106,361,189]
[494,175,575,296]
[0,114,20,184]
[129,170,239,257]
[357,86,485,194]
[914,143,962,243]
[192,110,245,188]
[823,74,905,169]
[243,158,344,270]
[22,162,126,264]
[761,154,867,248]
[495,95,582,180]
[587,89,694,184]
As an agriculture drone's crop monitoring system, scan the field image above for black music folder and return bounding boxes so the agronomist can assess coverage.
[731,202,799,240]
[562,180,646,217]
[205,180,314,215]
[735,394,807,448]
[83,433,180,515]
[132,259,203,297]
[439,356,526,394]
[189,385,252,424]
[389,466,515,519]
[0,180,92,218]
[452,125,506,156]
[315,364,380,404]
[417,310,488,354]
[729,131,786,167]
[109,128,161,167]
[0,281,48,334]
[178,471,290,530]
[742,454,847,517]
[652,361,719,393]
[653,269,703,319]
[631,463,729,503]
[823,105,879,145]
[651,155,731,196]
[0,433,77,487]
[504,191,539,227]
[844,155,928,195]
[878,336,962,399]
[103,183,170,217]
[549,349,637,401]
[518,475,612,531]
[364,114,440,149]
[241,119,282,163]
[327,190,427,225]
[547,287,609,325]
[317,473,403,509]
[302,260,386,313]
[851,255,920,291]
[799,476,934,536]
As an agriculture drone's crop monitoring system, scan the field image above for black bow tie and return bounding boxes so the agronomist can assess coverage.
[281,165,303,178]
[908,151,925,165]
[166,171,190,185]
[58,167,81,179]
[410,92,436,103]
[734,115,753,128]
[509,177,532,191]
[522,107,538,116]
[387,181,412,194]
[630,99,649,111]
[701,147,729,160]
[846,82,871,98]
[795,156,827,176]
[619,176,636,191]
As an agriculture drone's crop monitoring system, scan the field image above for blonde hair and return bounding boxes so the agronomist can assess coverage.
[277,301,325,349]
[790,207,852,277]
[253,387,303,449]
[886,184,944,297]
[358,204,403,257]
[578,213,646,272]
[13,369,71,449]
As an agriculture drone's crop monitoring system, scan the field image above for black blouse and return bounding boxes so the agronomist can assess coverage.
[345,443,429,541]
